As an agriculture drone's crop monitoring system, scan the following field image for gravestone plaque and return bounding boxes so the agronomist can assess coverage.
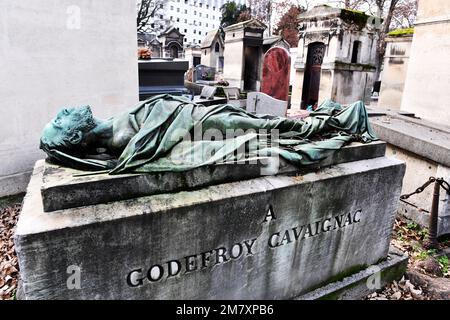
[261,47,291,102]
[199,86,217,100]
[15,143,405,299]
[247,92,288,116]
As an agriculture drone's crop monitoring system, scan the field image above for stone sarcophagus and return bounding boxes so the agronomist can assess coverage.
[15,141,405,299]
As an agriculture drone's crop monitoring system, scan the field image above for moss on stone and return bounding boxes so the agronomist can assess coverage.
[388,28,414,37]
[334,60,376,71]
[340,9,370,29]
[0,193,24,209]
[306,263,368,297]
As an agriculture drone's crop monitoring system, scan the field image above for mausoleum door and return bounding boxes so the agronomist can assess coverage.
[301,42,325,109]
[193,56,201,67]
[170,45,179,59]
[244,46,260,91]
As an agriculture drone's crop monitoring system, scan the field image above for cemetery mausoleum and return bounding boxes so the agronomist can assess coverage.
[291,5,379,109]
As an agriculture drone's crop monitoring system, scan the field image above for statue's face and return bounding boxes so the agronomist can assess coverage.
[41,106,95,149]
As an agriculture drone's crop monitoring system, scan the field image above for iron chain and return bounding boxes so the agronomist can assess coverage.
[400,177,450,200]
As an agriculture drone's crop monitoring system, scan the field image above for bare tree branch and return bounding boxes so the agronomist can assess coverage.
[137,0,166,34]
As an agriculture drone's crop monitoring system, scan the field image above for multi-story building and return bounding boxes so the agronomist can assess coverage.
[153,0,247,47]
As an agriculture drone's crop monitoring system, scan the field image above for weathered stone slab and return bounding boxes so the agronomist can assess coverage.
[370,115,450,167]
[41,141,387,212]
[199,85,217,100]
[297,246,408,300]
[16,155,405,299]
[247,92,288,116]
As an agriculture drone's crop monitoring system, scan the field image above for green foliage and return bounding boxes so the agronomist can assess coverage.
[418,228,428,239]
[220,1,250,28]
[388,28,415,37]
[417,249,438,260]
[406,221,419,230]
[274,6,305,47]
[437,255,449,274]
[437,256,449,274]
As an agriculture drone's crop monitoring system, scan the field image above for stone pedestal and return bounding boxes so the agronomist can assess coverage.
[15,142,405,299]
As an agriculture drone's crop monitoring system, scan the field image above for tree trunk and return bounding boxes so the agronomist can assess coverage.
[374,0,398,82]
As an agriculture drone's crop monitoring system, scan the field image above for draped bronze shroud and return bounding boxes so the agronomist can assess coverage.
[41,94,378,174]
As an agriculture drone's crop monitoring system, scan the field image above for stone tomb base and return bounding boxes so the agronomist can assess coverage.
[15,142,405,299]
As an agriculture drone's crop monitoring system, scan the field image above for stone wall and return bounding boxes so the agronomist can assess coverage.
[223,40,245,88]
[378,35,413,109]
[0,0,139,197]
[400,0,450,124]
[370,113,450,236]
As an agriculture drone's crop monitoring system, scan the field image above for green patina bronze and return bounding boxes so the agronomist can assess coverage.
[40,94,377,174]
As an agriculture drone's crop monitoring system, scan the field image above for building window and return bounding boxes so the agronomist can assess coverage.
[159,14,163,19]
[194,11,197,15]
[199,22,201,26]
[213,6,215,10]
[206,23,208,27]
[170,16,173,20]
[215,42,220,52]
[351,41,361,63]
[199,31,201,35]
[199,40,201,44]
[207,5,209,9]
[206,14,208,18]
[199,13,202,17]
[213,16,215,20]
[177,18,180,22]
[184,9,187,14]
[170,5,174,10]
[185,0,188,3]
[184,19,187,23]
[204,50,207,55]
[177,8,180,12]
[200,3,202,7]
[160,4,163,8]
[194,29,196,34]
[184,29,187,33]
[184,38,187,42]
[160,25,164,29]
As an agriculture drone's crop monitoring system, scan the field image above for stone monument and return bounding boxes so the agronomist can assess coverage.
[400,0,450,125]
[15,96,407,299]
[291,5,380,109]
[378,29,414,110]
[261,47,291,102]
[246,92,288,117]
[223,19,267,91]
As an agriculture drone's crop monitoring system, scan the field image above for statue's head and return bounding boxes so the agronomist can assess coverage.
[40,106,96,156]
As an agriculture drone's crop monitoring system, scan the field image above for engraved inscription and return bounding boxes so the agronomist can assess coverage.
[126,209,362,288]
